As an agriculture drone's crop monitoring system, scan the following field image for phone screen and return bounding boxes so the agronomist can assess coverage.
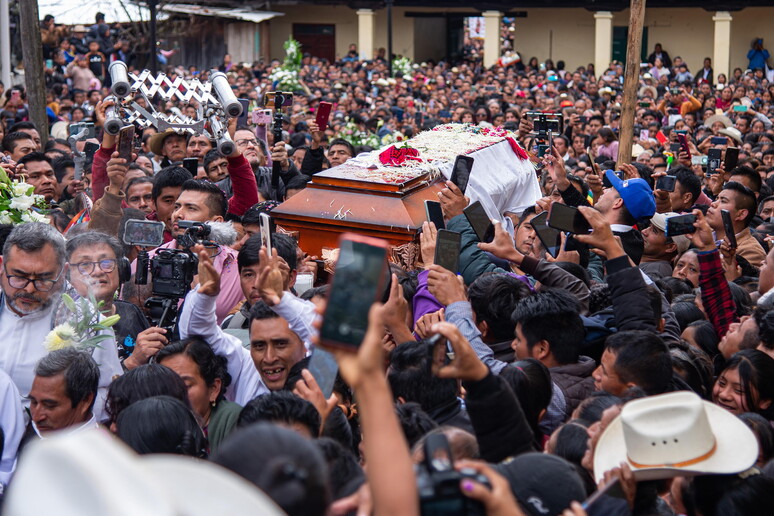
[532,211,561,258]
[547,203,591,234]
[665,214,697,237]
[117,125,135,163]
[259,212,274,251]
[122,220,165,247]
[320,236,389,349]
[710,136,727,145]
[463,201,494,243]
[424,200,445,230]
[434,230,461,273]
[450,155,474,194]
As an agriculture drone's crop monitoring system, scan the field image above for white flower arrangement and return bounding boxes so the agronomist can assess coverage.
[0,166,49,224]
[43,293,120,352]
[392,56,414,78]
[270,37,303,92]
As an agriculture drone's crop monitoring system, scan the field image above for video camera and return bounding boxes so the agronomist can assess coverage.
[416,433,490,516]
[126,220,215,334]
[263,91,294,190]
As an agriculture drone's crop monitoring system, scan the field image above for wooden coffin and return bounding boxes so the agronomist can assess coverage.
[271,165,444,267]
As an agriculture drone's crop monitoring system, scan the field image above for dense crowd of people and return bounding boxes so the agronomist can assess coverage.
[1,9,774,516]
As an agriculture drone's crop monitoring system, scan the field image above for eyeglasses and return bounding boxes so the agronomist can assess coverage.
[70,259,117,275]
[236,139,260,147]
[4,265,64,292]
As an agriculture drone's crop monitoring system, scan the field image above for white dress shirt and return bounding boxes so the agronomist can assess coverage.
[0,294,123,423]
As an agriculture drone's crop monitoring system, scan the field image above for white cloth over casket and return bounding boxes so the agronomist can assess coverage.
[437,140,542,233]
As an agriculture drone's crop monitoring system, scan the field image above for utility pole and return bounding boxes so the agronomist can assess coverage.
[617,0,646,165]
[149,0,158,74]
[386,0,393,76]
[19,0,48,146]
[0,0,10,88]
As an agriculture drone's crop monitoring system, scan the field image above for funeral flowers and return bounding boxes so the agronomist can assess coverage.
[43,293,120,352]
[270,38,303,92]
[0,166,48,224]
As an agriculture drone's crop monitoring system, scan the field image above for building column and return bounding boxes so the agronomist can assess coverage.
[594,11,613,76]
[713,11,732,80]
[357,9,375,61]
[482,11,502,68]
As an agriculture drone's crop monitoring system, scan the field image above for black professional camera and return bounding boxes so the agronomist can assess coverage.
[134,221,213,332]
[416,433,490,516]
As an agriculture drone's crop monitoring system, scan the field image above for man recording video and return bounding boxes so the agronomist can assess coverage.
[131,179,243,324]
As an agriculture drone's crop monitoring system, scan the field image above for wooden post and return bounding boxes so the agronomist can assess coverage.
[19,0,48,147]
[616,0,646,165]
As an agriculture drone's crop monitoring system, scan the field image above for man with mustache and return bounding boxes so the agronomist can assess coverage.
[0,223,122,421]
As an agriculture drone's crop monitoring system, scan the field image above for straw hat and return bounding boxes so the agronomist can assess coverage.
[148,128,185,156]
[593,391,758,483]
[704,114,732,129]
[718,127,743,145]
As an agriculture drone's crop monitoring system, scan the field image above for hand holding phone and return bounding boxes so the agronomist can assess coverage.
[424,200,445,230]
[463,201,495,243]
[319,234,390,350]
[433,230,461,273]
[117,125,135,163]
[721,209,737,248]
[665,214,697,237]
[315,101,333,132]
[450,155,474,194]
[547,203,591,234]
[259,212,274,251]
[655,175,676,192]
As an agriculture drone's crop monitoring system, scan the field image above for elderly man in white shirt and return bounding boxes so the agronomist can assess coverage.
[0,223,122,422]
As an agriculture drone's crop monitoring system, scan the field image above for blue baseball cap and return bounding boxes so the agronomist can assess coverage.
[604,169,656,219]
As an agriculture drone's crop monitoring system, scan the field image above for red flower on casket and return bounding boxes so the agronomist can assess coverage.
[379,145,420,166]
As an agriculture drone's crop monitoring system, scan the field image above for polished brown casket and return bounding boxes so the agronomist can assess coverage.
[271,164,443,269]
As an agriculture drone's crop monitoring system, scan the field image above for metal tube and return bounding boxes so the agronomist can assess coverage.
[210,71,242,117]
[0,0,11,88]
[387,0,393,77]
[149,0,158,75]
[103,102,124,135]
[109,61,131,98]
[209,115,235,156]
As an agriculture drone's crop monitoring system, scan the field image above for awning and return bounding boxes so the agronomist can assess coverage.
[160,4,284,24]
[38,0,152,25]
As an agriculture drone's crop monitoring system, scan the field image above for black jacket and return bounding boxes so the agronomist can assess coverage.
[464,371,535,463]
[551,357,597,421]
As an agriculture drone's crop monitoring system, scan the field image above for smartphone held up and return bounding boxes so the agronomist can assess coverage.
[319,234,390,350]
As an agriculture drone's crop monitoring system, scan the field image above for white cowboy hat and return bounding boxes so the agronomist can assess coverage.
[4,429,285,516]
[718,127,744,145]
[593,391,758,483]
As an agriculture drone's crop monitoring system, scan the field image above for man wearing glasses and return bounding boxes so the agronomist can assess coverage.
[216,126,300,204]
[0,223,122,422]
[65,232,167,370]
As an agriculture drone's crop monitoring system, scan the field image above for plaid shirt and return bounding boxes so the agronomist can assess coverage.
[698,249,737,339]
